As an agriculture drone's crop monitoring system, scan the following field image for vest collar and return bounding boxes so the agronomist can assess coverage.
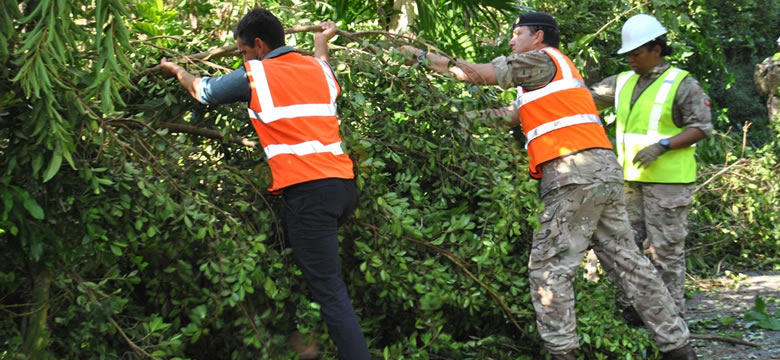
[640,61,671,81]
[262,46,297,60]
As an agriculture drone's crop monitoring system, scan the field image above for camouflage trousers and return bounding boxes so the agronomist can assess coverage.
[623,182,694,317]
[769,95,779,122]
[529,182,689,354]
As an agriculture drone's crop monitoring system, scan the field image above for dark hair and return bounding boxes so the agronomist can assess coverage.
[643,35,672,56]
[528,25,560,49]
[233,8,285,49]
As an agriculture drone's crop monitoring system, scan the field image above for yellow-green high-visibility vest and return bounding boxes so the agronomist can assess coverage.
[615,67,696,183]
[773,52,780,61]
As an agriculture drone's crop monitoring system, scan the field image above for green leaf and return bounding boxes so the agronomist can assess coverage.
[42,146,63,182]
[132,22,161,36]
[1,189,13,221]
[31,152,43,177]
[14,187,44,219]
[744,296,780,330]
[192,305,207,320]
[263,277,278,297]
[719,316,737,326]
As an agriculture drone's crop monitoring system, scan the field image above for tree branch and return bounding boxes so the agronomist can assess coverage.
[136,25,329,78]
[135,25,428,80]
[157,122,258,147]
[694,158,746,194]
[695,122,752,193]
[69,271,161,360]
[690,334,761,348]
[357,220,535,341]
[101,118,258,148]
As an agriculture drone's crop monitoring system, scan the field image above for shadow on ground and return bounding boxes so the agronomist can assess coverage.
[686,271,780,360]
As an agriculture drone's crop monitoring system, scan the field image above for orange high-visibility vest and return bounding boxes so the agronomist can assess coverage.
[516,47,612,179]
[245,52,354,192]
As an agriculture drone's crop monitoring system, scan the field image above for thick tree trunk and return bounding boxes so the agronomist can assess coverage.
[389,0,417,33]
[21,266,53,360]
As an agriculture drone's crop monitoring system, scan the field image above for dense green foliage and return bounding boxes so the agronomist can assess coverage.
[1,0,778,359]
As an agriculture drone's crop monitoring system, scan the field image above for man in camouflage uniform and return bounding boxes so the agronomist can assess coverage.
[758,36,780,121]
[402,12,697,360]
[590,14,713,322]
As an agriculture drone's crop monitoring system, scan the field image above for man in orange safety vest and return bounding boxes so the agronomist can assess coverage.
[160,8,370,360]
[401,11,697,360]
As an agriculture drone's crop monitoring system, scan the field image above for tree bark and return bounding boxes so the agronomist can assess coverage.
[389,0,417,34]
[21,266,54,360]
[136,25,326,79]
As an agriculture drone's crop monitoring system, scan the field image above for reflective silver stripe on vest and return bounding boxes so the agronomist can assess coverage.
[515,47,583,107]
[516,78,586,107]
[248,60,274,112]
[249,104,337,123]
[524,114,602,149]
[647,68,682,136]
[544,47,573,78]
[614,72,633,110]
[316,59,338,105]
[246,59,339,124]
[264,140,344,159]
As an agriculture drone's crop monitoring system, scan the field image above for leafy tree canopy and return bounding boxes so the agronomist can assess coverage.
[0,0,777,359]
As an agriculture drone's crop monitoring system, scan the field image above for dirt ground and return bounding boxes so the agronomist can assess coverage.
[685,271,780,359]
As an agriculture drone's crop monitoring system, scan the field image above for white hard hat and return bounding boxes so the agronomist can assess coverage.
[617,14,668,54]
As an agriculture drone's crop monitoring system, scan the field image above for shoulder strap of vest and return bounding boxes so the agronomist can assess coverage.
[614,70,636,110]
[515,48,586,107]
[246,59,274,111]
[541,47,572,79]
[645,67,688,135]
[515,47,567,97]
[515,48,561,98]
[314,58,340,105]
[649,67,687,105]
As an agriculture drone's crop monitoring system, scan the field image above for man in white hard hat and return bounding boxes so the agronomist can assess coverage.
[590,13,712,345]
[402,11,696,360]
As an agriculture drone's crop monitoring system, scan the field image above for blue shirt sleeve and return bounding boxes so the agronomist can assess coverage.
[196,66,251,105]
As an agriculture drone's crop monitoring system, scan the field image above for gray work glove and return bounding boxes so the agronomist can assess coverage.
[632,143,667,168]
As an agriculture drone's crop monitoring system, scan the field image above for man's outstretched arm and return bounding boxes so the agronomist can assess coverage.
[400,45,498,85]
[160,58,201,101]
[159,58,251,105]
[314,20,338,63]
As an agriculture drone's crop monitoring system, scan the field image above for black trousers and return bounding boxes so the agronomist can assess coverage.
[283,178,370,360]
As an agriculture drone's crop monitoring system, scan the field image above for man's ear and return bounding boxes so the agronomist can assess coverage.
[254,37,267,58]
[534,30,544,46]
